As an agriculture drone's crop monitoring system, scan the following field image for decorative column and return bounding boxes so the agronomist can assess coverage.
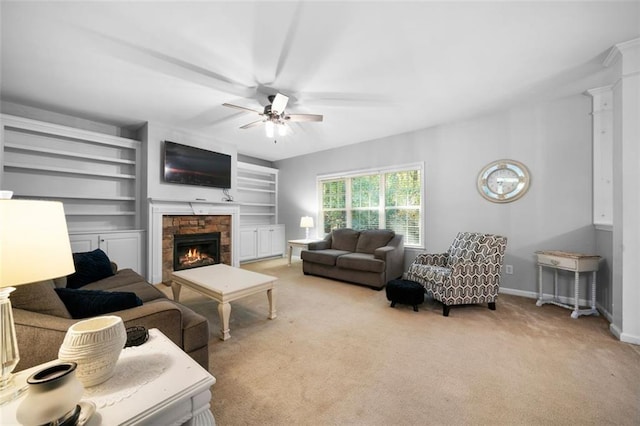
[603,38,640,344]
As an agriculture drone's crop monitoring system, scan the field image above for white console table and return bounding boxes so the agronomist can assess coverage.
[1,329,216,426]
[535,250,601,319]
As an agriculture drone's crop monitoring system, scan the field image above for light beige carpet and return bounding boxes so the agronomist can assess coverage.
[165,258,640,425]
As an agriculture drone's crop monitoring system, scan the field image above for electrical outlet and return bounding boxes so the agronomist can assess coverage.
[505,265,513,275]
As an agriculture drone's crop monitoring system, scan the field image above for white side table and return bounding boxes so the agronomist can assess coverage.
[287,238,321,265]
[535,250,601,319]
[1,329,216,426]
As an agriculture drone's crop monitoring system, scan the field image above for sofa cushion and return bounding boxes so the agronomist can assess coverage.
[67,248,115,289]
[331,228,360,252]
[54,287,143,319]
[301,249,351,266]
[356,230,394,254]
[336,253,385,273]
[11,280,72,318]
[82,269,166,303]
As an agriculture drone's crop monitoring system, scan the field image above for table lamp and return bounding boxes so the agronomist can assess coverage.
[0,194,75,403]
[300,216,314,240]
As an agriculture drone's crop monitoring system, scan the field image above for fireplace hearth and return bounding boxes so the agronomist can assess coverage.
[173,232,220,271]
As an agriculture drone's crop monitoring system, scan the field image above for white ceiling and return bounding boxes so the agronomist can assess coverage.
[1,1,639,161]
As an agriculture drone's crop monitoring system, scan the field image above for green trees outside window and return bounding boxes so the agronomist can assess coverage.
[319,166,422,246]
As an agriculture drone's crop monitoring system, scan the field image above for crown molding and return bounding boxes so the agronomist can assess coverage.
[603,38,640,67]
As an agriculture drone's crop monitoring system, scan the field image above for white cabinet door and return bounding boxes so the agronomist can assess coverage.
[100,232,142,274]
[69,235,99,253]
[69,231,143,274]
[257,226,273,258]
[270,225,285,256]
[240,225,285,262]
[239,227,258,261]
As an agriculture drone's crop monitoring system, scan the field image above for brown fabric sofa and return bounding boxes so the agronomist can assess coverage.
[11,267,210,371]
[301,228,404,289]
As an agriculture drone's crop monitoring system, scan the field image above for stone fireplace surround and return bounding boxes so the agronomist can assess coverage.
[148,199,240,284]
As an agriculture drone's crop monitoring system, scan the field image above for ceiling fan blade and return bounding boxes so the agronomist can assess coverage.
[222,103,263,114]
[271,93,289,115]
[240,119,266,130]
[81,28,255,98]
[285,114,323,122]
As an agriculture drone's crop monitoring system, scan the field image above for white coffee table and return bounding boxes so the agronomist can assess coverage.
[1,329,216,426]
[171,264,277,340]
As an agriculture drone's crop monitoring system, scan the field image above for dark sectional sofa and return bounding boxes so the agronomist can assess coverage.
[301,228,404,289]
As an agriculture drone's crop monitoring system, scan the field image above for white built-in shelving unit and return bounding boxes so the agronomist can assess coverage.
[0,114,144,273]
[236,161,278,225]
[236,161,284,262]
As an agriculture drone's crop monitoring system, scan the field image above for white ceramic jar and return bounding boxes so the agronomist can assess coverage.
[58,315,127,387]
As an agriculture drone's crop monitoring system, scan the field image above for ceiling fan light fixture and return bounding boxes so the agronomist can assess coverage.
[265,121,275,138]
[278,123,287,136]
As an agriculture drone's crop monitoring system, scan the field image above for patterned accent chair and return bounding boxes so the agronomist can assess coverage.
[406,232,507,316]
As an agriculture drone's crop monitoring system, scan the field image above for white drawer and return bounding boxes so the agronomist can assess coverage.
[537,253,577,270]
[536,251,600,272]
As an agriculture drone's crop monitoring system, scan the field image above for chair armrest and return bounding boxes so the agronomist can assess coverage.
[448,261,502,289]
[412,253,449,267]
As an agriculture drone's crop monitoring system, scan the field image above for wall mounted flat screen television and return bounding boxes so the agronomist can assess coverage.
[163,141,231,189]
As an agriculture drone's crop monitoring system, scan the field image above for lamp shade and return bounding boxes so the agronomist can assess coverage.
[0,200,75,287]
[300,216,314,228]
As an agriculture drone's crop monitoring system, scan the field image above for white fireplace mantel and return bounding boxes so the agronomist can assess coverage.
[147,199,240,284]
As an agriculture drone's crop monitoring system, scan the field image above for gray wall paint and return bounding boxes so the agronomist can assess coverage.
[275,94,596,297]
[595,228,613,316]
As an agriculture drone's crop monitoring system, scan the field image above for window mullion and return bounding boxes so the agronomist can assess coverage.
[346,178,352,228]
[379,174,385,230]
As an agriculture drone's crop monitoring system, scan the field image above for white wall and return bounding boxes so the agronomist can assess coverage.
[275,93,597,299]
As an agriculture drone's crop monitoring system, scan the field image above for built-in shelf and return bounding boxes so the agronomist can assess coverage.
[236,162,283,262]
[4,162,136,179]
[66,212,137,216]
[237,187,276,193]
[1,114,142,233]
[16,194,137,201]
[3,143,136,165]
[239,202,276,207]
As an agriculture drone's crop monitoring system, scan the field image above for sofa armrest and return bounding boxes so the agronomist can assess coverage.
[114,300,183,348]
[308,239,331,250]
[13,308,78,371]
[375,234,405,281]
[13,300,183,371]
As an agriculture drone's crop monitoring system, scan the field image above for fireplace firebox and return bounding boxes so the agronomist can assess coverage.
[173,232,220,271]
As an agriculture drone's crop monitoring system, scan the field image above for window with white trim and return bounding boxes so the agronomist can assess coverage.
[318,163,423,247]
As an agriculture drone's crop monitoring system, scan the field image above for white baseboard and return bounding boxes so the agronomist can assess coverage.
[606,322,640,346]
[499,287,640,346]
[499,287,592,307]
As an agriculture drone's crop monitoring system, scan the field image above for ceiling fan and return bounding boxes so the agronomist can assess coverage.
[223,93,323,137]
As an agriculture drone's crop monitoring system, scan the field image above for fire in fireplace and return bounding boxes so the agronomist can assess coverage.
[173,232,221,271]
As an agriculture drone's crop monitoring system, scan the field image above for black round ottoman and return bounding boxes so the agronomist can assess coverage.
[386,279,425,312]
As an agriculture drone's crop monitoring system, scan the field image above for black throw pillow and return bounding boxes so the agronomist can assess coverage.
[54,287,143,319]
[66,248,115,289]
